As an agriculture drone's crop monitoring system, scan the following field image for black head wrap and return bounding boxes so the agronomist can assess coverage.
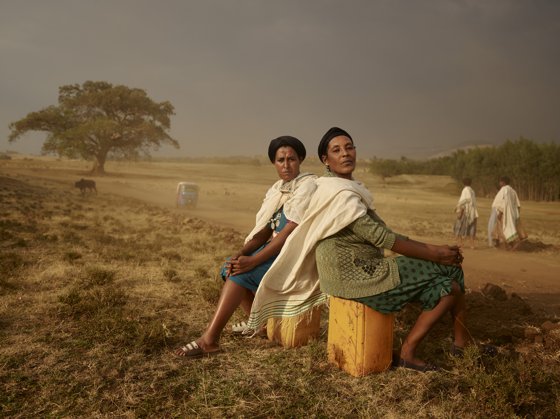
[268,136,306,163]
[317,127,353,160]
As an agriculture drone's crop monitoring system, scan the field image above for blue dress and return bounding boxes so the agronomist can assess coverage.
[221,208,288,292]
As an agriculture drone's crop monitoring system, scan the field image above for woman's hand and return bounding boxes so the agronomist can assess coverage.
[224,251,244,276]
[392,238,464,266]
[433,244,464,266]
[229,255,257,276]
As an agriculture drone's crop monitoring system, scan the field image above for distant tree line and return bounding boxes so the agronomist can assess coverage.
[369,138,560,201]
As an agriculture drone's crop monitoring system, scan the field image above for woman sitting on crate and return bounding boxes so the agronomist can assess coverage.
[247,127,494,371]
[175,136,316,358]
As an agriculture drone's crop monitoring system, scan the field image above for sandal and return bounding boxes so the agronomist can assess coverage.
[231,321,268,338]
[231,321,249,334]
[175,341,222,358]
[451,343,497,358]
[398,358,440,372]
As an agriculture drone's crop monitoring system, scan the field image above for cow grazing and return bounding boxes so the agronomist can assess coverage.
[75,178,97,194]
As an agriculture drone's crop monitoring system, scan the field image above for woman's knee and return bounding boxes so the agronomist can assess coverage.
[450,280,462,295]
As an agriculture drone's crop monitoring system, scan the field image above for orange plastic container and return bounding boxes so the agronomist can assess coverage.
[327,296,394,376]
[267,306,322,348]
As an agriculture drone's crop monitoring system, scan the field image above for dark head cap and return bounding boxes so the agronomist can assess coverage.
[268,136,306,163]
[318,127,353,160]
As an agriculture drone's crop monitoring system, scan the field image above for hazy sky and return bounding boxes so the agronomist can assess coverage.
[1,0,559,159]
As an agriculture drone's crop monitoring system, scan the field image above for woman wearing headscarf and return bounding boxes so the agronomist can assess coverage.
[248,127,494,371]
[175,136,316,358]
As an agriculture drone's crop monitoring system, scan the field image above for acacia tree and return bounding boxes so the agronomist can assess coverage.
[8,81,178,174]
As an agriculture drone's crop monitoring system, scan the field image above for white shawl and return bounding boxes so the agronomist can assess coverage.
[456,186,478,225]
[247,176,373,331]
[492,185,521,243]
[245,173,316,243]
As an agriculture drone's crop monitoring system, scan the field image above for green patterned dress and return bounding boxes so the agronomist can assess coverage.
[316,209,464,313]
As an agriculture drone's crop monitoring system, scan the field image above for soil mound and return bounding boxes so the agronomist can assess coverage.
[514,239,556,252]
[464,283,560,347]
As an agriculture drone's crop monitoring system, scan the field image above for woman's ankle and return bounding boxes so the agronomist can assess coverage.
[198,334,220,350]
[453,337,473,349]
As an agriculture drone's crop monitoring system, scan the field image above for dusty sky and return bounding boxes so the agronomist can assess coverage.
[1,0,559,159]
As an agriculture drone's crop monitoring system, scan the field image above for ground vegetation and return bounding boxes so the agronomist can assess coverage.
[1,158,559,417]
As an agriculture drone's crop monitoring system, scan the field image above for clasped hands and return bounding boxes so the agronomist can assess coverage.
[225,255,257,276]
[436,245,464,266]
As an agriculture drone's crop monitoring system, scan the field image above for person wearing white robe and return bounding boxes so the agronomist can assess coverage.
[490,176,527,248]
[453,178,478,249]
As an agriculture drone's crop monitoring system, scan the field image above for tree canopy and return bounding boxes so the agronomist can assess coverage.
[9,81,179,174]
[369,138,560,201]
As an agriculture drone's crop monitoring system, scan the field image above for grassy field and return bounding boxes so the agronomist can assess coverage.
[1,157,560,417]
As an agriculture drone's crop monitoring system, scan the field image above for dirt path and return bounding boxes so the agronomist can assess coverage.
[460,246,560,316]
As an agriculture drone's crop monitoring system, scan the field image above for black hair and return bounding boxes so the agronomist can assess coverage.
[317,127,353,160]
[268,136,306,163]
[499,176,511,185]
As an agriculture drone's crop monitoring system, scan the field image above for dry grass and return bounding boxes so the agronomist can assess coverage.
[1,161,560,418]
